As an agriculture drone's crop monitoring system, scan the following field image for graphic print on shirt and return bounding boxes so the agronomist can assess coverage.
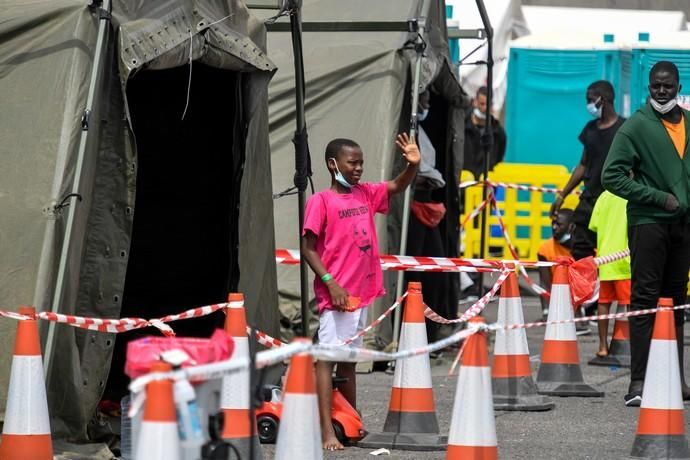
[352,220,372,256]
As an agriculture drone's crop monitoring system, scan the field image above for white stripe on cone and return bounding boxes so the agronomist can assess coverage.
[2,356,50,435]
[494,297,529,356]
[135,421,181,460]
[275,393,322,460]
[393,323,432,389]
[641,339,683,410]
[448,366,497,446]
[221,338,250,409]
[544,284,577,341]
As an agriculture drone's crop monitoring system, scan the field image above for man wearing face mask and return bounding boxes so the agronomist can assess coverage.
[603,61,690,407]
[463,86,507,179]
[551,81,625,263]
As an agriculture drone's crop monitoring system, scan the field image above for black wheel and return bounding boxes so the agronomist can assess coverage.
[332,421,347,445]
[257,415,279,444]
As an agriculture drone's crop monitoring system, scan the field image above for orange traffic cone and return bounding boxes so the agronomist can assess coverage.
[359,282,446,450]
[588,303,631,368]
[221,293,262,459]
[492,273,554,411]
[536,265,603,397]
[630,298,690,459]
[0,306,52,460]
[134,361,180,460]
[275,338,321,460]
[447,316,497,459]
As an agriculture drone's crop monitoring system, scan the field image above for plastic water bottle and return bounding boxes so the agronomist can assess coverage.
[174,378,205,460]
[120,395,132,460]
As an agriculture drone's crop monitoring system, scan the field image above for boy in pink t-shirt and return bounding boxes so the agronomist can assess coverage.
[302,134,420,451]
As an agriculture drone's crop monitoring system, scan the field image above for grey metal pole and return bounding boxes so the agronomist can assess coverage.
[392,18,425,347]
[288,4,312,338]
[474,0,494,298]
[44,0,112,379]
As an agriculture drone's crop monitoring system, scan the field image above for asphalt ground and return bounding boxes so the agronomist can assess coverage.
[262,294,690,460]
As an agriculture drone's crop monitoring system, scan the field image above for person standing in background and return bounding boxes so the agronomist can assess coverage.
[406,91,450,343]
[587,191,631,360]
[551,80,624,261]
[463,86,507,180]
[537,209,574,320]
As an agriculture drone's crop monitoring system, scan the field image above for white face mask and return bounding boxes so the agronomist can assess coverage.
[650,97,678,114]
[473,107,487,120]
[586,97,602,118]
[330,159,352,189]
[418,108,429,122]
[557,233,572,244]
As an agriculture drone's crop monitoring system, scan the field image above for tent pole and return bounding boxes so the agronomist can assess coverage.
[43,0,112,380]
[392,17,426,347]
[475,0,494,298]
[288,2,312,337]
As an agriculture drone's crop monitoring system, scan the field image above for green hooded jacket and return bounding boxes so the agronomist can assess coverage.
[602,103,690,225]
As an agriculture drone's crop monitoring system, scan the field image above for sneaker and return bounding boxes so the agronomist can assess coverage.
[624,392,642,407]
[625,381,643,407]
[575,326,591,336]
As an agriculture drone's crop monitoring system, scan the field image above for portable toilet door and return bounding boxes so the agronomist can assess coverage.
[505,32,622,170]
[628,32,690,112]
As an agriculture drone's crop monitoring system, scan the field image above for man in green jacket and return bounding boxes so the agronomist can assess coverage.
[602,61,690,407]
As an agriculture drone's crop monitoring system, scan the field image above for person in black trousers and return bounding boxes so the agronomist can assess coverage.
[602,61,690,406]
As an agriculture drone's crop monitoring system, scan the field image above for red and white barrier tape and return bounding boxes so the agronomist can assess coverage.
[0,301,241,336]
[459,180,582,196]
[249,327,286,349]
[343,293,407,345]
[130,304,690,395]
[248,294,409,348]
[492,304,690,332]
[460,197,490,228]
[424,268,510,324]
[276,249,629,272]
[38,312,149,334]
[489,191,551,299]
[594,249,630,266]
[275,249,301,265]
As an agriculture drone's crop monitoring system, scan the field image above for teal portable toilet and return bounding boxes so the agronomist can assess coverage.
[505,32,622,169]
[626,32,690,113]
[445,5,459,65]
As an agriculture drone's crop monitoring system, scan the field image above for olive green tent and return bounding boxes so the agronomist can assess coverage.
[0,0,279,447]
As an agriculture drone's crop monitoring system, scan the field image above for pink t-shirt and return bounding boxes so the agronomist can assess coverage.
[303,182,389,313]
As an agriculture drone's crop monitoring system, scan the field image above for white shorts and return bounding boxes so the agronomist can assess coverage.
[318,306,369,347]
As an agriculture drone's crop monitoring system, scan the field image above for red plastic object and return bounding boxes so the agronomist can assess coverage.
[569,256,598,308]
[125,329,234,379]
[256,387,366,444]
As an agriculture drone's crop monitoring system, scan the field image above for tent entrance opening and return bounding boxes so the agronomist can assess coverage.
[104,63,243,401]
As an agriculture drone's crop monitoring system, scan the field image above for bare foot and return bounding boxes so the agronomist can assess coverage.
[323,434,344,451]
[596,349,609,358]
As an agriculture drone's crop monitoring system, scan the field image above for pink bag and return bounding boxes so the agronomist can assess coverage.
[125,329,234,379]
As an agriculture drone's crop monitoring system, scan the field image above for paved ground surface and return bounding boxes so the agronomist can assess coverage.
[262,294,690,460]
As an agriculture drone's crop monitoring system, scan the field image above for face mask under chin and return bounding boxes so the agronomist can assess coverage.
[650,97,678,114]
[557,233,572,244]
[330,160,353,189]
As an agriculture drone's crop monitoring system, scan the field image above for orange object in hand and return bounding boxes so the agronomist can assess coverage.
[342,296,361,312]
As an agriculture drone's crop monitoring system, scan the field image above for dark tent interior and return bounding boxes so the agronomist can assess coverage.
[104,62,244,401]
